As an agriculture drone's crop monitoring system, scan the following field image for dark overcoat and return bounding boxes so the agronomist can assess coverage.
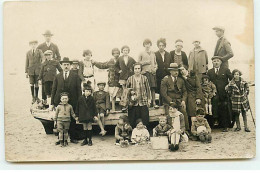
[75,95,97,123]
[115,56,136,81]
[37,42,61,61]
[25,49,44,75]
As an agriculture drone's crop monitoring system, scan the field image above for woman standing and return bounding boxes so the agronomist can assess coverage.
[138,39,159,109]
[170,39,189,69]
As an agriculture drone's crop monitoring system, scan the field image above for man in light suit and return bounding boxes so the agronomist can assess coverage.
[213,26,234,69]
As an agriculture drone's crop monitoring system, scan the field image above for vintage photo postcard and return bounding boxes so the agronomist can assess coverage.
[3,0,255,162]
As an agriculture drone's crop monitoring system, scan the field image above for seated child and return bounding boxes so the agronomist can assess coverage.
[191,108,212,143]
[79,50,95,90]
[54,92,76,147]
[131,119,150,145]
[167,102,189,152]
[93,81,111,135]
[153,116,172,137]
[115,115,132,146]
[225,69,251,132]
[38,50,62,106]
[201,75,217,115]
[25,40,44,104]
[75,83,106,146]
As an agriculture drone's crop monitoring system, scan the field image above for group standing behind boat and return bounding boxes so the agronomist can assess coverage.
[25,27,252,151]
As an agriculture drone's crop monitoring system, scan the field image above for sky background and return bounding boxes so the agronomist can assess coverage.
[3,0,254,81]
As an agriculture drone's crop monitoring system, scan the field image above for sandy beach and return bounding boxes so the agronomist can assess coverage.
[4,72,256,162]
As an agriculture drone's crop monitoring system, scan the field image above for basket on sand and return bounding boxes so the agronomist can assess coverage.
[150,136,169,150]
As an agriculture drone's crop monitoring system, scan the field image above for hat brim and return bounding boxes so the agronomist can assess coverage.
[97,83,106,85]
[211,57,222,61]
[168,68,179,71]
[43,34,53,36]
[212,27,224,31]
[60,61,72,64]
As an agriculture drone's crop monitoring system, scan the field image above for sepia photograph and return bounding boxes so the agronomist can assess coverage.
[3,0,255,162]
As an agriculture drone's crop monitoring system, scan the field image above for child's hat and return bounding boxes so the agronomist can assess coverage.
[83,82,93,91]
[43,30,54,36]
[60,57,72,64]
[60,92,69,97]
[119,115,129,122]
[196,108,205,115]
[169,102,178,108]
[211,56,222,61]
[29,40,38,44]
[136,118,143,125]
[201,74,209,80]
[97,81,106,86]
[72,59,79,64]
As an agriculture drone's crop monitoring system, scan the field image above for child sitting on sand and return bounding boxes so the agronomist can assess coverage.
[167,102,189,151]
[191,108,212,143]
[54,92,77,147]
[131,119,150,145]
[115,115,132,146]
[153,116,172,137]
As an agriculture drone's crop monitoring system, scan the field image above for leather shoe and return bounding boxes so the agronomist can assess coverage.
[70,139,78,144]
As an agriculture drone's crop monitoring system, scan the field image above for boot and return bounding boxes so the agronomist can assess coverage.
[169,144,175,152]
[174,144,179,151]
[208,104,212,115]
[205,104,209,114]
[88,130,93,146]
[64,140,68,147]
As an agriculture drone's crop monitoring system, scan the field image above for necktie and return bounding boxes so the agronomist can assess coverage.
[65,72,67,80]
[32,49,35,56]
[216,68,219,75]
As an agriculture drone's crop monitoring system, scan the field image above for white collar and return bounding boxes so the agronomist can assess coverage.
[64,71,70,78]
[46,42,51,46]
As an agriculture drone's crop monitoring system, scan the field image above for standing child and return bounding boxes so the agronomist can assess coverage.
[115,115,132,146]
[201,75,217,115]
[225,69,251,132]
[54,92,77,147]
[38,50,63,106]
[93,82,110,135]
[70,59,80,75]
[167,102,189,151]
[191,108,212,143]
[79,50,95,90]
[25,40,44,103]
[153,116,172,137]
[75,83,106,146]
[138,39,158,108]
[131,119,150,145]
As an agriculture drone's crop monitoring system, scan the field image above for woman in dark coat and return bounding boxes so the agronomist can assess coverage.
[170,39,189,69]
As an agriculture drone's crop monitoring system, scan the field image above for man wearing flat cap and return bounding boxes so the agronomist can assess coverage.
[160,63,189,131]
[213,26,234,68]
[25,40,44,103]
[51,57,82,144]
[208,56,232,132]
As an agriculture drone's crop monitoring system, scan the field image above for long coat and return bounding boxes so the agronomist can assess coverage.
[37,42,61,61]
[160,75,187,106]
[93,58,120,87]
[93,90,111,111]
[214,37,234,69]
[115,56,136,81]
[25,49,44,75]
[38,60,63,82]
[51,71,82,109]
[225,78,250,113]
[188,47,208,74]
[170,50,189,69]
[75,95,97,123]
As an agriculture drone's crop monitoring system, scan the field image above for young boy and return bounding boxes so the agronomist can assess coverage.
[153,116,172,137]
[54,92,77,147]
[131,119,150,145]
[38,50,63,106]
[167,102,189,151]
[25,40,44,103]
[79,50,95,90]
[75,83,106,146]
[93,82,110,135]
[71,59,80,75]
[115,114,132,145]
[201,75,217,115]
[191,108,212,143]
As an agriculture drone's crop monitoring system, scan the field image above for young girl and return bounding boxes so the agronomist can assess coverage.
[138,39,158,109]
[115,115,132,145]
[225,69,250,132]
[75,83,106,146]
[201,75,217,115]
[54,92,77,147]
[131,119,150,145]
[167,102,188,151]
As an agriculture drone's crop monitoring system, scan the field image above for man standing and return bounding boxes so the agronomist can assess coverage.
[155,38,173,105]
[51,57,82,143]
[213,26,234,69]
[160,63,189,131]
[208,56,232,132]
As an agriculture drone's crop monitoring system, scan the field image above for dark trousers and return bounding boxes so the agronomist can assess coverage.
[218,101,231,128]
[128,105,149,128]
[42,84,47,100]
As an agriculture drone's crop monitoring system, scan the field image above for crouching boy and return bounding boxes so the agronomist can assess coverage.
[191,108,212,143]
[115,115,132,146]
[54,92,77,147]
[153,116,172,137]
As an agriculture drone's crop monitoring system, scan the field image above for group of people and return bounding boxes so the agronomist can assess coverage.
[25,26,252,151]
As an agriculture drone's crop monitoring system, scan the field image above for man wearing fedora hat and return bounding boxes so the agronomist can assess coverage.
[51,57,82,143]
[25,40,44,103]
[212,26,234,69]
[208,56,232,132]
[37,30,61,62]
[160,63,189,131]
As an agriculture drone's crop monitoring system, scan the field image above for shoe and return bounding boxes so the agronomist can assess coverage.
[169,144,175,152]
[60,141,64,147]
[64,140,68,146]
[245,128,251,132]
[55,141,60,145]
[174,144,179,151]
[121,108,127,113]
[115,142,120,146]
[88,140,93,146]
[222,128,228,132]
[70,139,78,144]
[234,128,241,132]
[214,120,219,126]
[154,105,159,109]
[81,139,88,146]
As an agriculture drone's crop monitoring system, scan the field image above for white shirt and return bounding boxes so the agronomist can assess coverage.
[124,56,128,65]
[160,51,165,62]
[171,75,177,82]
[46,42,51,47]
[215,67,220,74]
[63,71,70,80]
